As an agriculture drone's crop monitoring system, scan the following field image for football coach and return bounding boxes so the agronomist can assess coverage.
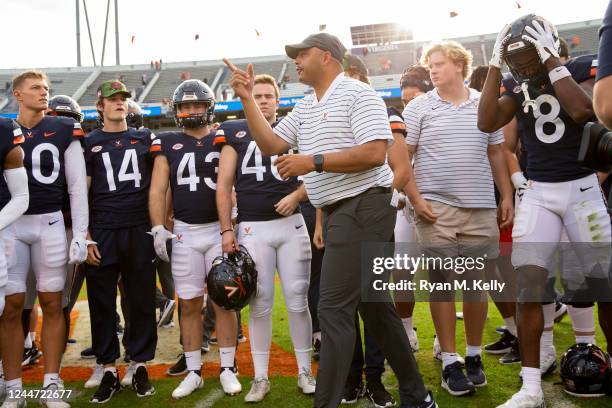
[224,32,435,408]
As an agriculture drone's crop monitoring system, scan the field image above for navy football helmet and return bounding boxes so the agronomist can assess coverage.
[206,245,257,311]
[47,95,83,123]
[560,343,611,397]
[172,79,215,128]
[127,100,144,129]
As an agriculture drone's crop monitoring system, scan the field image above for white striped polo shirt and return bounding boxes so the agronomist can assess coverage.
[403,88,504,209]
[274,73,394,208]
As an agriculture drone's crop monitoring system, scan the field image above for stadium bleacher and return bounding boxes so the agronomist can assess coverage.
[0,18,601,116]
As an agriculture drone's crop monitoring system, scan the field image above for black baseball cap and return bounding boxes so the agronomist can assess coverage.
[285,33,347,63]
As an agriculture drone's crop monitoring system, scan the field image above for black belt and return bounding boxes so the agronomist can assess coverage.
[322,187,391,215]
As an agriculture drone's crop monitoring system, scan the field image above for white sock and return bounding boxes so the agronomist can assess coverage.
[466,345,481,357]
[43,373,60,388]
[540,330,554,351]
[6,378,22,391]
[441,352,459,369]
[103,367,117,376]
[219,347,235,368]
[520,367,542,396]
[542,303,555,328]
[568,305,596,344]
[0,360,4,376]
[401,317,413,337]
[312,331,321,343]
[23,334,32,349]
[185,350,202,372]
[252,352,270,379]
[575,334,596,344]
[504,316,517,337]
[295,349,312,374]
[29,332,36,344]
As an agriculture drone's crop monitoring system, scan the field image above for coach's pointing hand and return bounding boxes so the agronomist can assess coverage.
[223,58,254,100]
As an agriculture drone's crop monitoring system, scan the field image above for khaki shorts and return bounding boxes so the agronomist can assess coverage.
[415,200,500,260]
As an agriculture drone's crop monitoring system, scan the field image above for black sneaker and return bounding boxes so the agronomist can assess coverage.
[90,370,121,403]
[365,380,396,407]
[209,337,218,345]
[166,353,187,376]
[499,338,521,364]
[22,346,42,366]
[340,381,363,404]
[133,365,155,397]
[312,338,321,361]
[464,355,487,387]
[554,300,567,323]
[201,338,210,353]
[441,361,474,396]
[407,390,438,408]
[484,329,516,355]
[157,299,176,328]
[81,346,95,359]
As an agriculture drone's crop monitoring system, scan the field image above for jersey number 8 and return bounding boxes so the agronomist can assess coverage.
[534,94,565,144]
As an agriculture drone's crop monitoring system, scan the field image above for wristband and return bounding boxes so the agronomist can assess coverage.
[548,66,571,85]
[220,229,233,236]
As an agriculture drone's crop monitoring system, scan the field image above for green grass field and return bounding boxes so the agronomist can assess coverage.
[23,281,612,407]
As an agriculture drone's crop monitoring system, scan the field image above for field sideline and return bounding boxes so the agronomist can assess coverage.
[17,281,612,407]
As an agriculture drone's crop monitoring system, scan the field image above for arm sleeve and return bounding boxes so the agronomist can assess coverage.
[0,167,29,230]
[64,141,88,240]
[349,88,393,145]
[273,108,300,149]
[597,0,612,81]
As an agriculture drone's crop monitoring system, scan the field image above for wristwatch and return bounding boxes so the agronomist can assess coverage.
[313,154,324,173]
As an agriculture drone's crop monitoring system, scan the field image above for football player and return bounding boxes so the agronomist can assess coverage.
[0,71,87,408]
[478,14,612,408]
[148,79,241,399]
[216,74,315,402]
[83,80,157,403]
[0,118,29,403]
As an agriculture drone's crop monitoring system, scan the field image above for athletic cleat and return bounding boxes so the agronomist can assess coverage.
[441,361,474,396]
[456,312,464,320]
[411,390,438,408]
[220,367,242,395]
[85,364,105,388]
[365,380,396,407]
[166,354,187,377]
[244,377,270,403]
[408,328,419,352]
[132,366,155,397]
[499,339,521,365]
[201,339,210,353]
[157,299,176,328]
[237,334,247,343]
[171,371,203,399]
[465,355,487,387]
[22,346,42,367]
[121,364,136,388]
[554,301,567,323]
[485,330,517,355]
[209,337,218,345]
[297,369,316,395]
[90,371,121,404]
[340,381,363,404]
[40,383,70,408]
[80,347,95,359]
[539,346,557,376]
[495,389,544,408]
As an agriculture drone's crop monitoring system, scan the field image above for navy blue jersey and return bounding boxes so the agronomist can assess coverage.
[0,118,24,172]
[501,56,597,182]
[0,116,84,214]
[218,119,300,223]
[85,127,154,228]
[150,131,223,225]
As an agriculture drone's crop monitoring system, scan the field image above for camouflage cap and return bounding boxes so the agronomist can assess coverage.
[97,80,132,98]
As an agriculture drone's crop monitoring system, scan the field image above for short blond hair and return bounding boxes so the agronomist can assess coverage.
[12,70,48,90]
[254,74,280,100]
[421,41,473,79]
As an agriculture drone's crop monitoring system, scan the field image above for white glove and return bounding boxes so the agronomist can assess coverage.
[511,172,528,204]
[522,20,559,64]
[68,237,96,265]
[148,225,176,262]
[490,24,512,68]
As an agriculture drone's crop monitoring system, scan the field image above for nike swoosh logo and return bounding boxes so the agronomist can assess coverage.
[295,225,303,229]
[44,131,56,137]
[580,186,593,192]
[49,220,60,225]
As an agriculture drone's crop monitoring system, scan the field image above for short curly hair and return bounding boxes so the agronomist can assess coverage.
[421,41,473,80]
[400,65,433,93]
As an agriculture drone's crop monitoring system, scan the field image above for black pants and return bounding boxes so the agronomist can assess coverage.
[314,189,427,408]
[301,202,324,333]
[85,224,157,365]
[347,313,385,384]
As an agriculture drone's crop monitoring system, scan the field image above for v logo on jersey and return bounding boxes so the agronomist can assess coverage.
[25,131,34,139]
[243,227,252,236]
[175,234,183,242]
[43,131,56,138]
[114,140,123,148]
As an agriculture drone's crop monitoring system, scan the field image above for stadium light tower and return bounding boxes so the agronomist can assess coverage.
[76,0,81,66]
[115,0,120,65]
